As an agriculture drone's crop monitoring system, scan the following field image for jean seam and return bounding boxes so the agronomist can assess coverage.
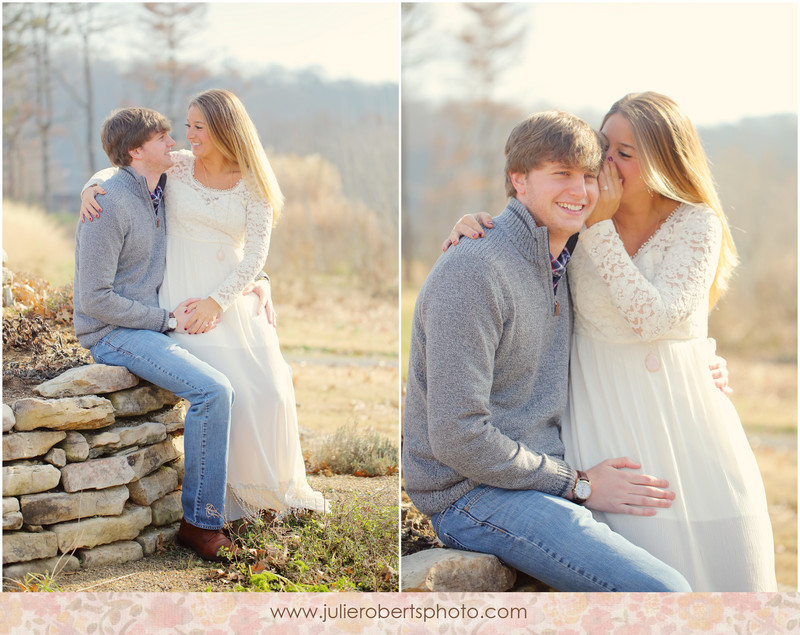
[451,506,615,592]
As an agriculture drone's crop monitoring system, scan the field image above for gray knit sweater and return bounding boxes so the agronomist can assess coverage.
[73,167,170,348]
[403,197,576,516]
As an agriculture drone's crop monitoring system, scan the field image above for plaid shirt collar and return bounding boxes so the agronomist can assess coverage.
[550,247,571,293]
[150,182,164,211]
[525,211,573,293]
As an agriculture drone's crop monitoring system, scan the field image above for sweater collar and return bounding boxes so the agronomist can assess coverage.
[120,166,168,194]
[498,197,551,264]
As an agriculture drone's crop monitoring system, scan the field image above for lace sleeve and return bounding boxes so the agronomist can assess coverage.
[578,209,721,340]
[208,190,273,312]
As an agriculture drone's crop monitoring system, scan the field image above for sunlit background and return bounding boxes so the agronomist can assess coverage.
[401,2,796,589]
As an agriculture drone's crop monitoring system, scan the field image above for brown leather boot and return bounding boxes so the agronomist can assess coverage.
[177,519,236,562]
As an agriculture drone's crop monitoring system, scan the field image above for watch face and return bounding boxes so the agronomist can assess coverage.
[575,480,591,500]
[169,318,178,329]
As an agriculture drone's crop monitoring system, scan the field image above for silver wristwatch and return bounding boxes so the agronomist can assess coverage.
[572,470,591,505]
[166,312,178,332]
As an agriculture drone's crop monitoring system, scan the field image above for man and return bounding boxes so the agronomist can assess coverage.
[402,111,691,591]
[73,107,270,561]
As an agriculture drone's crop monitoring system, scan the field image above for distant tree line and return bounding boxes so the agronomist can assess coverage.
[2,2,398,227]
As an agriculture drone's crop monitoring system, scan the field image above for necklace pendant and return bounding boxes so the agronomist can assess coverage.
[645,352,660,372]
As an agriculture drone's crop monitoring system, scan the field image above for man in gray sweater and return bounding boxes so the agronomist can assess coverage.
[74,108,236,562]
[403,111,690,591]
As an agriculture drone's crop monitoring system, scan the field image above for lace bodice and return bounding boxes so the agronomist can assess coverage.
[569,204,721,342]
[166,151,272,311]
[85,151,273,313]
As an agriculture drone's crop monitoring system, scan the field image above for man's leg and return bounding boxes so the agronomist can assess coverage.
[91,328,233,530]
[431,485,691,592]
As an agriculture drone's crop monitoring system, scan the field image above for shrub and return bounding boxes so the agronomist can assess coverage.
[307,423,398,477]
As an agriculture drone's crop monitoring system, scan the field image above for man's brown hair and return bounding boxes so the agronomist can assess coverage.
[100,107,171,167]
[504,111,603,197]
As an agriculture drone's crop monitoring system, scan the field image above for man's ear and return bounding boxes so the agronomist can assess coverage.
[509,171,527,196]
[129,146,143,161]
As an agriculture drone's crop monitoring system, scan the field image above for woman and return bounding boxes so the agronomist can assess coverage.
[81,89,326,521]
[444,92,776,591]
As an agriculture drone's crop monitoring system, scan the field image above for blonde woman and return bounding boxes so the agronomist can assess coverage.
[445,92,776,591]
[81,89,326,521]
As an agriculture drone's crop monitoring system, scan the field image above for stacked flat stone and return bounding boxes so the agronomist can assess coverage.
[2,364,187,582]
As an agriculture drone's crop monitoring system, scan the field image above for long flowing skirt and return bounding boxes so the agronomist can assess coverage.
[563,334,776,591]
[159,234,327,520]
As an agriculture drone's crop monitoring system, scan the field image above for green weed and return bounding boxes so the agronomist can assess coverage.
[224,496,398,592]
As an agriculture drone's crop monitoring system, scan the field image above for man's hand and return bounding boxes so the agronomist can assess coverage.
[583,457,675,516]
[243,280,276,326]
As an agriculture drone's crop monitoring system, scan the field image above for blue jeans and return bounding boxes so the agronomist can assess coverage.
[91,328,234,530]
[431,485,691,592]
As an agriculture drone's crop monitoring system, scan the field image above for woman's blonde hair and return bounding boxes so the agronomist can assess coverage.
[189,89,284,224]
[602,92,738,307]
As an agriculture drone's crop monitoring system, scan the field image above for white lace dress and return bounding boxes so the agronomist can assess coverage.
[563,203,776,591]
[88,151,327,520]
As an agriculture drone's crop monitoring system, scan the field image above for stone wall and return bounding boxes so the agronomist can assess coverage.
[2,364,188,582]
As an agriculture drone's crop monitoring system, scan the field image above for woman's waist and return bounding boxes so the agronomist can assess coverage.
[165,230,241,249]
[573,321,707,343]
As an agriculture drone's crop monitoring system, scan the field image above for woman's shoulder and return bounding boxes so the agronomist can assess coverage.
[169,149,195,168]
[675,202,718,226]
[671,203,722,245]
[166,149,195,181]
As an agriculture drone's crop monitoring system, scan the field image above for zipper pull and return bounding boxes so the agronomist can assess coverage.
[555,301,560,316]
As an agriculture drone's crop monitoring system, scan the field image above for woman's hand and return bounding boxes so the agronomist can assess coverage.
[585,158,622,227]
[183,297,222,334]
[707,338,732,396]
[441,212,494,252]
[243,280,276,326]
[80,185,106,223]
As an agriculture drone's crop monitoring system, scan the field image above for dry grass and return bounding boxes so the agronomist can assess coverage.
[2,199,75,286]
[275,276,398,358]
[274,279,399,443]
[269,154,397,298]
[291,362,398,442]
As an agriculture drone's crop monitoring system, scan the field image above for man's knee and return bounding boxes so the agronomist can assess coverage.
[203,371,234,406]
[645,565,692,592]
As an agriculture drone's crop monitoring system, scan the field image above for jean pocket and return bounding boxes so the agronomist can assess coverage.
[461,484,497,513]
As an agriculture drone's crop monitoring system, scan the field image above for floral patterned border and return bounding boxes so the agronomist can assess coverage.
[1,592,798,633]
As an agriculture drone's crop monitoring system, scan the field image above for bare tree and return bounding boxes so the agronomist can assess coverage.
[401,3,430,282]
[22,3,69,212]
[128,3,210,122]
[457,3,527,210]
[3,4,33,200]
[53,4,123,174]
